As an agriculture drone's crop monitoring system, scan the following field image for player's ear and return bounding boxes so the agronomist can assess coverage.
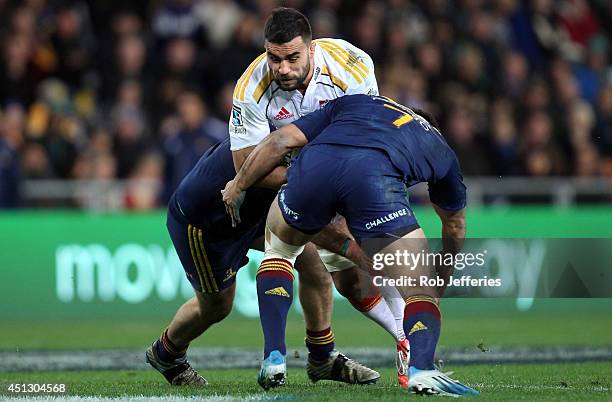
[309,40,315,54]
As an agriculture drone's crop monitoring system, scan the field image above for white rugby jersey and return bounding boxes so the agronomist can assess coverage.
[229,38,378,151]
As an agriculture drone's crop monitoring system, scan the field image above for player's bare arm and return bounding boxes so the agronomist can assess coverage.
[225,123,370,268]
[433,205,466,296]
[234,123,307,191]
[231,146,288,190]
[433,205,466,255]
[222,124,307,225]
[310,216,353,254]
[309,217,372,272]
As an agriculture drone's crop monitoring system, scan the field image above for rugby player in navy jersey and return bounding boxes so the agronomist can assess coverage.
[222,94,479,397]
[145,137,375,386]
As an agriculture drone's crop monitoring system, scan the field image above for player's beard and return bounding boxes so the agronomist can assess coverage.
[276,55,311,91]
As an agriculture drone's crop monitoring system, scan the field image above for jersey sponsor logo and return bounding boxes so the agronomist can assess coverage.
[365,208,409,230]
[231,105,243,126]
[314,66,321,80]
[347,49,365,66]
[279,189,300,220]
[230,125,246,136]
[274,107,294,120]
[265,286,290,297]
[319,99,329,108]
[408,321,428,335]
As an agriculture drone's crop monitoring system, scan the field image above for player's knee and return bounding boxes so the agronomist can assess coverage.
[295,245,332,288]
[263,228,305,266]
[216,297,234,321]
[196,290,234,323]
[209,294,233,322]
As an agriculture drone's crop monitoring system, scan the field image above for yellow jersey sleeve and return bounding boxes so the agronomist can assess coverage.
[315,38,378,96]
[228,53,273,151]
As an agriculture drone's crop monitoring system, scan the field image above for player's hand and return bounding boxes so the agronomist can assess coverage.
[221,180,246,227]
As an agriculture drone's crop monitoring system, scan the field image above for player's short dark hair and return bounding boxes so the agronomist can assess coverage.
[412,108,441,131]
[264,8,312,44]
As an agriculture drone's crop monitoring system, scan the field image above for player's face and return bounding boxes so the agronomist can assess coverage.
[265,36,314,91]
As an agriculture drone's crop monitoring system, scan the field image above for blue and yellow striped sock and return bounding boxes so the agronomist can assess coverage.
[256,258,294,359]
[155,329,187,363]
[403,296,441,370]
[305,327,335,361]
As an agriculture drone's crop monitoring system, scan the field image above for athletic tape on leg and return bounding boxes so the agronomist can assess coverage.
[264,228,306,265]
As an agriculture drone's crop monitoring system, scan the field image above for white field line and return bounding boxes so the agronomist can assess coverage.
[4,394,267,402]
[474,382,611,393]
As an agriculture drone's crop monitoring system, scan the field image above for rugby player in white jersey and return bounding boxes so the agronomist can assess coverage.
[229,8,409,389]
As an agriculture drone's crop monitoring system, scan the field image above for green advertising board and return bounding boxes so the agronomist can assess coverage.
[0,206,610,321]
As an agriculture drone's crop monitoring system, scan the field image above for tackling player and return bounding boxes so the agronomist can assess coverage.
[230,8,409,389]
[222,94,479,397]
[145,137,374,385]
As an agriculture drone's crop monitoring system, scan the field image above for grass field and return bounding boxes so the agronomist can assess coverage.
[2,300,612,350]
[2,301,611,399]
[2,363,611,401]
[1,209,611,399]
[2,303,610,400]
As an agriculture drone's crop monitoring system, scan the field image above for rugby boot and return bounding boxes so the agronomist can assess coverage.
[307,350,380,385]
[257,350,287,390]
[145,342,207,386]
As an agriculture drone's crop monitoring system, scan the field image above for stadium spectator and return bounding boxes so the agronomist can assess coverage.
[489,97,520,176]
[500,50,529,100]
[0,32,36,106]
[575,142,600,177]
[0,143,21,207]
[112,103,149,178]
[195,0,244,50]
[21,141,53,180]
[594,85,612,175]
[50,3,95,89]
[521,110,567,176]
[152,37,204,126]
[0,0,609,208]
[162,90,226,202]
[309,9,339,38]
[216,81,236,119]
[124,151,164,210]
[444,106,492,176]
[0,107,22,208]
[213,13,264,91]
[152,0,205,51]
[101,34,150,107]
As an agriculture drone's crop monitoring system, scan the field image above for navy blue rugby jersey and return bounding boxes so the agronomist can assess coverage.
[292,94,459,186]
[174,137,277,237]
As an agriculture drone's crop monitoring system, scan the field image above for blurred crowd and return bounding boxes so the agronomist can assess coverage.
[0,0,610,208]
